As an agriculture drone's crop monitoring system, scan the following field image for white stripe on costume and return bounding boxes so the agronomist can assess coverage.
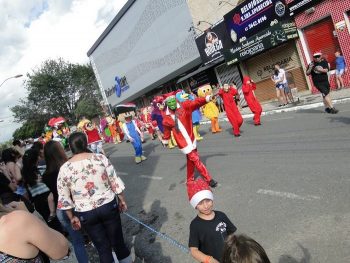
[170,114,196,154]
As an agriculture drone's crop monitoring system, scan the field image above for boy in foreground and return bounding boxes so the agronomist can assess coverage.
[188,179,237,263]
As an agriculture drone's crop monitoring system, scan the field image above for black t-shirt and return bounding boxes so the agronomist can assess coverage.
[0,172,12,196]
[189,210,237,261]
[310,59,329,84]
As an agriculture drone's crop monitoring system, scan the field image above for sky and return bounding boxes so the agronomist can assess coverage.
[0,0,128,143]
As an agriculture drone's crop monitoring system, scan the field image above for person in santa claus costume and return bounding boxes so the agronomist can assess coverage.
[242,76,262,126]
[83,120,105,155]
[141,107,156,140]
[162,90,218,187]
[218,84,243,137]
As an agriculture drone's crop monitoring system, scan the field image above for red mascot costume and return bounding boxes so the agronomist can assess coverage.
[162,91,218,188]
[242,76,262,126]
[219,84,243,137]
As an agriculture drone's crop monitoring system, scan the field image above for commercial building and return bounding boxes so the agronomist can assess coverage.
[286,0,350,92]
[87,0,202,109]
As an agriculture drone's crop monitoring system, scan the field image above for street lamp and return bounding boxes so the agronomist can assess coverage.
[219,1,235,7]
[0,74,23,88]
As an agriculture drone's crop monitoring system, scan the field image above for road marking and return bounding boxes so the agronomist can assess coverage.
[266,116,295,121]
[140,175,163,180]
[257,189,321,201]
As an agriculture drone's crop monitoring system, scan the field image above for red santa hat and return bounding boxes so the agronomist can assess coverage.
[162,91,177,102]
[187,178,214,209]
[313,51,322,57]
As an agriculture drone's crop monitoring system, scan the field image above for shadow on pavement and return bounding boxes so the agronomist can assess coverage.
[123,200,171,263]
[278,244,311,263]
[106,141,172,262]
[296,108,324,114]
[327,116,350,125]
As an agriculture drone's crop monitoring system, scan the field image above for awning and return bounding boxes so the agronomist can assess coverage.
[176,57,224,84]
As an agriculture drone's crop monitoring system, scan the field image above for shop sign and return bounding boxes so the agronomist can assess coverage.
[195,21,233,65]
[105,76,129,98]
[224,0,289,44]
[288,0,321,17]
[224,21,298,65]
[335,20,346,32]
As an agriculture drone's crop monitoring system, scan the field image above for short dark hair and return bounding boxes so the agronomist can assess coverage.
[68,132,90,154]
[12,140,21,146]
[1,148,20,164]
[31,141,44,151]
[222,234,270,263]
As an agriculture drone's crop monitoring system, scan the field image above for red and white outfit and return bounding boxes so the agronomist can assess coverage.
[162,96,213,183]
[242,76,262,125]
[141,112,155,137]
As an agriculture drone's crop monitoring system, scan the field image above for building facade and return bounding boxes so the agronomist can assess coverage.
[286,0,350,93]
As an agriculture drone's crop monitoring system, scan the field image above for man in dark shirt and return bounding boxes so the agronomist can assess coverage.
[306,51,339,114]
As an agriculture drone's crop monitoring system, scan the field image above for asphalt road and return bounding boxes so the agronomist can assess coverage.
[104,102,350,263]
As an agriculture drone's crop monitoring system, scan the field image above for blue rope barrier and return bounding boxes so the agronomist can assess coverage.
[123,212,190,254]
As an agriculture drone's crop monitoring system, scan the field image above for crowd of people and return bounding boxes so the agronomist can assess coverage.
[0,52,343,263]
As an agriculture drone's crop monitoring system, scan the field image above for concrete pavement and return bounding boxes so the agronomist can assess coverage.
[101,101,350,263]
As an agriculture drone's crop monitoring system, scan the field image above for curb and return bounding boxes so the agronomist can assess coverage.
[200,97,350,124]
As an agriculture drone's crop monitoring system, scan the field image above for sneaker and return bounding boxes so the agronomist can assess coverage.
[209,179,218,188]
[325,108,331,113]
[234,134,241,137]
[141,155,147,161]
[254,123,261,126]
[330,108,339,114]
[278,104,283,107]
[135,157,142,164]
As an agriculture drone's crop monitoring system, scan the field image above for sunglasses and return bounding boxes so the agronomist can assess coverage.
[313,55,321,58]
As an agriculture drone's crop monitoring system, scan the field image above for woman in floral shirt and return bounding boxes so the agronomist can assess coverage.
[57,132,132,263]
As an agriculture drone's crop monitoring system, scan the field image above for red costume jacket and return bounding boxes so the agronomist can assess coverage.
[163,97,210,154]
[242,76,262,125]
[219,87,243,135]
[85,129,101,144]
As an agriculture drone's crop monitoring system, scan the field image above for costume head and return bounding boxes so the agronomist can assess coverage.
[118,111,135,123]
[166,95,177,110]
[187,178,214,209]
[152,96,165,112]
[197,84,213,98]
[175,89,189,103]
[313,50,322,61]
[223,84,229,92]
[243,76,251,85]
[84,121,94,131]
[106,116,115,125]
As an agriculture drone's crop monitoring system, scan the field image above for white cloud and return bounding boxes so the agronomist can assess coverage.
[0,0,128,142]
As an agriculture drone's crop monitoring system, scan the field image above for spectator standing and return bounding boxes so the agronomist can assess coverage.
[43,140,88,263]
[271,64,288,107]
[306,51,339,114]
[22,149,59,228]
[188,179,237,263]
[2,148,25,196]
[57,132,132,263]
[222,234,271,263]
[335,51,347,90]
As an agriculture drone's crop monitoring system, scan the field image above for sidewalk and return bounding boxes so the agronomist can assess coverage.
[201,88,350,123]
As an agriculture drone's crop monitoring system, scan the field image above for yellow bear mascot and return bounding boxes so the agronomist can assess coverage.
[197,84,222,133]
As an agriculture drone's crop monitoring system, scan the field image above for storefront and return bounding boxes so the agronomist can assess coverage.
[242,41,309,101]
[178,20,244,104]
[287,0,350,91]
[223,0,308,102]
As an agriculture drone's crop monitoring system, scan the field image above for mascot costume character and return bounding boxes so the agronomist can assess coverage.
[151,96,165,133]
[141,107,156,140]
[219,84,243,137]
[197,84,222,133]
[44,125,53,143]
[242,76,262,126]
[162,90,218,187]
[100,117,113,143]
[119,111,146,164]
[83,121,105,154]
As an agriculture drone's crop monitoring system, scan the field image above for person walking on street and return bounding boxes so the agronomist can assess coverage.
[218,84,243,137]
[335,51,347,90]
[242,76,262,126]
[306,51,339,114]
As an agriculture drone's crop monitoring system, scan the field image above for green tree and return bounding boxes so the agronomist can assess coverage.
[11,58,102,138]
[74,97,103,120]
